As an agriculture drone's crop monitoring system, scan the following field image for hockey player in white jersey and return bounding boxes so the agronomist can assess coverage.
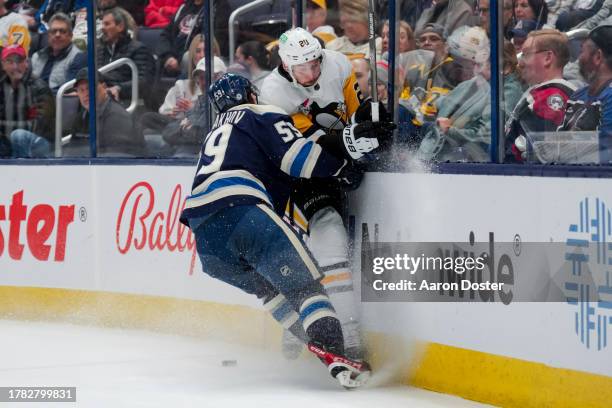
[182,73,394,387]
[260,27,386,360]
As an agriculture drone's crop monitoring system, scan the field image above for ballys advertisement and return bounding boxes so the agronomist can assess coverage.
[115,181,197,276]
[96,167,257,305]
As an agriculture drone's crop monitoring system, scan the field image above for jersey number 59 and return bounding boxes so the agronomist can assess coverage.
[197,124,232,175]
[274,121,302,142]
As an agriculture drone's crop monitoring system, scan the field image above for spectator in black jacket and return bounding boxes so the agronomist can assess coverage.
[70,67,145,156]
[0,45,54,158]
[98,7,155,104]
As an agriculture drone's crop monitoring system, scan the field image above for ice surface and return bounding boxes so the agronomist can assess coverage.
[0,320,492,407]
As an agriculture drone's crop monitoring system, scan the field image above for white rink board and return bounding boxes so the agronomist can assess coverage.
[0,165,259,309]
[0,166,611,378]
[350,172,612,377]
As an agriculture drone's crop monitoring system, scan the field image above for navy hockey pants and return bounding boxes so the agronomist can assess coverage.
[190,204,342,348]
[191,203,324,296]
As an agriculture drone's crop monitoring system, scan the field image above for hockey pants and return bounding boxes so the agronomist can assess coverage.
[191,204,344,352]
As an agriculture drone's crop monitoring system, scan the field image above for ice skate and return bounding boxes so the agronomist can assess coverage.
[307,343,371,389]
[281,328,304,360]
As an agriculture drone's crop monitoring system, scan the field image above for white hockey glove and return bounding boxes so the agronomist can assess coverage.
[342,121,395,160]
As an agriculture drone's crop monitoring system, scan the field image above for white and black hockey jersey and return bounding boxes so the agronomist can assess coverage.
[259,49,364,136]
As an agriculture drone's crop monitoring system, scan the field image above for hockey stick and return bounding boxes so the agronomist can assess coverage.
[367,0,379,122]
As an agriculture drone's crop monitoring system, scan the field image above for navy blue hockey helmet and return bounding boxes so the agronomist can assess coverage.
[208,73,259,113]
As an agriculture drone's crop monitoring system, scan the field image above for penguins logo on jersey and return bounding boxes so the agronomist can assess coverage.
[300,101,348,130]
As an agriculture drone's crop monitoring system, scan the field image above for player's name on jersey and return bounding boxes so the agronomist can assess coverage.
[212,110,246,128]
[372,279,505,292]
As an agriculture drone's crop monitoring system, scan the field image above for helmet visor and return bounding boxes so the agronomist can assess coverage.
[291,57,322,86]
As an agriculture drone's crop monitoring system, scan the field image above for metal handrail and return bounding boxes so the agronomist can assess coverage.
[566,28,590,39]
[228,0,274,65]
[54,57,139,157]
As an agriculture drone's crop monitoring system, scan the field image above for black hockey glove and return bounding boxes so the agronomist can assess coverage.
[353,98,390,123]
[342,120,395,160]
[336,163,365,191]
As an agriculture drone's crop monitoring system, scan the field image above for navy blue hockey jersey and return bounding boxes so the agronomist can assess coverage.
[181,104,347,223]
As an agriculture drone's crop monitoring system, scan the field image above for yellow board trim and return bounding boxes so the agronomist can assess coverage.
[1,286,611,407]
[0,286,281,349]
[409,342,612,408]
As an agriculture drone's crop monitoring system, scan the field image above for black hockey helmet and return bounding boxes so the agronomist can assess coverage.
[208,73,259,113]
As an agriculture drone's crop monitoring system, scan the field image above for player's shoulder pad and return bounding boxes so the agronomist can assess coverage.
[228,103,288,116]
[322,49,352,79]
[258,70,295,111]
[260,68,287,94]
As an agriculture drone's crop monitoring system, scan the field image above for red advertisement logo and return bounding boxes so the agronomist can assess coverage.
[0,191,75,262]
[116,182,197,274]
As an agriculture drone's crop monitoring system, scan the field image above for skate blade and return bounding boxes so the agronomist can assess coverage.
[281,331,304,360]
[336,369,371,389]
[282,344,304,360]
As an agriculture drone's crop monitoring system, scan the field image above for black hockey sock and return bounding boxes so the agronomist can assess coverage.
[306,316,344,355]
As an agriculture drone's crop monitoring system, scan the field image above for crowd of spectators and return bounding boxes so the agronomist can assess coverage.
[0,0,611,163]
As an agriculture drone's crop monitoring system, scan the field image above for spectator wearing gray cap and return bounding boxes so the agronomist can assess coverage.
[403,24,486,127]
[69,67,145,156]
[416,23,449,64]
[559,25,612,163]
[417,26,494,162]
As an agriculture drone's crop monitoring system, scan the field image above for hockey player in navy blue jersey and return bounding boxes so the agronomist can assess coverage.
[180,73,394,388]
